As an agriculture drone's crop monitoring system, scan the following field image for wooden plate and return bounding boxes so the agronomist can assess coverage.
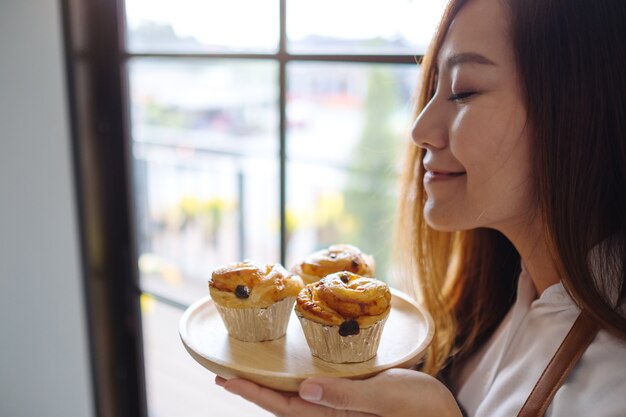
[179,288,434,392]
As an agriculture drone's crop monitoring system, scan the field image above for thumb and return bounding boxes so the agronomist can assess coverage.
[299,375,391,414]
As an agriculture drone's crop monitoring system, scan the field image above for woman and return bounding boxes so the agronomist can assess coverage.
[215,0,626,415]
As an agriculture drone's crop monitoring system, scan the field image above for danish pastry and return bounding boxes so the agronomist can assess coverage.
[209,260,304,342]
[295,272,391,363]
[292,244,376,284]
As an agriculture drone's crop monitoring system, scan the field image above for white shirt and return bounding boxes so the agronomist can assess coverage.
[456,269,626,417]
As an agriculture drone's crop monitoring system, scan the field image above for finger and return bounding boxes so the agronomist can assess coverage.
[223,378,376,417]
[299,378,377,413]
[222,378,291,414]
[299,371,408,414]
[215,376,226,387]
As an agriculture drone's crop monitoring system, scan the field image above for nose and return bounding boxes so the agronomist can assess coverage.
[411,97,447,150]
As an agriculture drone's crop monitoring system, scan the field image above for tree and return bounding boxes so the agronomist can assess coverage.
[342,68,403,279]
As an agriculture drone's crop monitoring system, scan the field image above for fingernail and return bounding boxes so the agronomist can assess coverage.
[300,383,323,402]
[215,376,226,387]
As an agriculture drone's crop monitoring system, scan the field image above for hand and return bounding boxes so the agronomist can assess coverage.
[215,368,463,417]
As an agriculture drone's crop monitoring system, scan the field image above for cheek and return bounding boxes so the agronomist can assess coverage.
[447,104,535,223]
[449,108,495,171]
[450,103,528,172]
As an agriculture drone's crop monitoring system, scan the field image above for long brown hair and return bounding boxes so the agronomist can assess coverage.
[395,0,626,376]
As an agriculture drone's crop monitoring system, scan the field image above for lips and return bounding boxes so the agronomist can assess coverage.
[426,170,465,176]
[423,164,466,182]
[423,161,464,172]
[424,171,466,181]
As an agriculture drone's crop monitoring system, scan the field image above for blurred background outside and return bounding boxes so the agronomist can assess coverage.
[123,1,447,415]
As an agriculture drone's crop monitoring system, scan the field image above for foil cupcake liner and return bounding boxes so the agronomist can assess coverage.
[215,296,296,342]
[297,314,388,363]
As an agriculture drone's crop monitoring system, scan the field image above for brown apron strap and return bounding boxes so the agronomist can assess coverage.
[517,311,599,417]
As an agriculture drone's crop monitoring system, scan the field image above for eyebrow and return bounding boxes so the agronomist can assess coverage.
[444,52,497,71]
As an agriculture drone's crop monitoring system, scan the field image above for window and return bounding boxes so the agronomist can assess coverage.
[63,1,447,415]
[125,1,448,415]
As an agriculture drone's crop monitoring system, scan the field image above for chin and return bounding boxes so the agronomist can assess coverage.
[423,210,462,232]
[423,199,477,232]
[423,193,487,232]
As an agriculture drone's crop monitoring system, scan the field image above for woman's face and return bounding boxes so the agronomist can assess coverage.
[412,0,535,234]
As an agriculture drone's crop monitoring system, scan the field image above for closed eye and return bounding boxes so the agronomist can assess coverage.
[448,91,477,102]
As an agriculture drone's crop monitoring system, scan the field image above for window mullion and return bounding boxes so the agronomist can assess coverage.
[279,0,287,265]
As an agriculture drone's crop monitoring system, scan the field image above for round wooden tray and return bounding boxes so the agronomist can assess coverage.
[179,288,434,392]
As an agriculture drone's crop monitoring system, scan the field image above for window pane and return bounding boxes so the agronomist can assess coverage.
[287,0,448,55]
[125,0,279,53]
[286,63,419,278]
[128,59,278,157]
[129,59,279,306]
[142,298,272,416]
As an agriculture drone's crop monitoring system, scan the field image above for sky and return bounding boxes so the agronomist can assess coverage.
[125,0,448,50]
